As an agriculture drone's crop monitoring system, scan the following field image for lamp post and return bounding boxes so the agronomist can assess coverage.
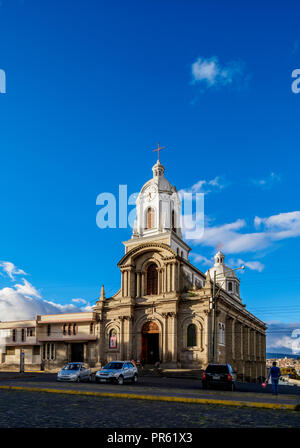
[210,265,245,363]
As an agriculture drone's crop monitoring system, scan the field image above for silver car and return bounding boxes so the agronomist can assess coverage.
[95,361,138,385]
[57,362,92,382]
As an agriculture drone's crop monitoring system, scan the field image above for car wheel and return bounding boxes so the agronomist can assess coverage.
[117,375,124,385]
[95,377,99,383]
[76,377,80,383]
[131,374,138,384]
[202,382,207,390]
[88,375,92,382]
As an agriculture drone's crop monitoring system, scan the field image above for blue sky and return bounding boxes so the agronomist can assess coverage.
[0,0,300,352]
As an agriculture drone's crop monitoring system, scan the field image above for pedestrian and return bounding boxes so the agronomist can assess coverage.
[267,361,281,395]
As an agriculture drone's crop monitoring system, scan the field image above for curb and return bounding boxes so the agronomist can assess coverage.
[0,385,298,411]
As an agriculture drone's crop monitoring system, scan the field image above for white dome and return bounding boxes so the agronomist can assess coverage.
[206,251,241,300]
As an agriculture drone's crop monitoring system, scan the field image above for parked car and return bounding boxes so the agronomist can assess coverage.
[95,361,138,385]
[202,363,237,391]
[57,362,92,382]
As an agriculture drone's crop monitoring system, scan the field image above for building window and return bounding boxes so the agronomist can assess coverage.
[228,281,233,292]
[218,323,225,345]
[6,347,15,356]
[146,263,158,295]
[172,210,176,233]
[235,283,239,295]
[68,324,72,335]
[47,324,51,336]
[63,324,67,335]
[73,323,77,335]
[146,207,155,229]
[43,343,55,360]
[90,322,94,335]
[109,329,117,349]
[33,346,40,356]
[12,329,16,342]
[187,324,197,347]
[27,328,35,337]
[21,329,25,342]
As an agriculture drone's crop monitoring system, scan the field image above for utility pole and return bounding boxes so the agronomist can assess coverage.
[211,271,217,363]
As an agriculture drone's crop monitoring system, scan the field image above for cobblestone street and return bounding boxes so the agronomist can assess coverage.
[0,390,300,428]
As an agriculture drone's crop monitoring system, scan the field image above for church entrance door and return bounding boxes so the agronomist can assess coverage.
[71,343,84,362]
[141,321,159,364]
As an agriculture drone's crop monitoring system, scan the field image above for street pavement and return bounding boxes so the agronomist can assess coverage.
[0,372,300,428]
[0,388,300,428]
[0,372,299,407]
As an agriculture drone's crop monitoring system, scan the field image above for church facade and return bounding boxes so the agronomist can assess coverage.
[0,159,267,381]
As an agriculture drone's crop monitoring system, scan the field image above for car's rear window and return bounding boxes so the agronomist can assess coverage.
[206,364,229,373]
[104,362,123,370]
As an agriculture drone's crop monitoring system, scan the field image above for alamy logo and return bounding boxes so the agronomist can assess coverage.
[0,69,6,94]
[291,69,300,94]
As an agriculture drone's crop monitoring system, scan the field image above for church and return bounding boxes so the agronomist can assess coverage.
[0,154,267,381]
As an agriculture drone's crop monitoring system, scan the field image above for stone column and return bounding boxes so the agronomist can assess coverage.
[119,317,124,360]
[141,272,145,296]
[253,330,256,360]
[126,317,133,359]
[157,269,161,295]
[121,272,124,297]
[162,313,168,362]
[124,272,127,298]
[232,319,236,361]
[136,272,141,298]
[169,313,177,363]
[172,263,176,292]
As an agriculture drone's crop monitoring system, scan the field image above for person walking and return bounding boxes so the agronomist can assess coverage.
[267,361,281,395]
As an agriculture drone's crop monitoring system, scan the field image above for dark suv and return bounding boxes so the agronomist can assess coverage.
[202,364,237,391]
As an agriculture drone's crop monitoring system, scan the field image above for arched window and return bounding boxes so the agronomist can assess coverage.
[146,207,155,229]
[73,323,77,335]
[187,324,197,347]
[228,281,233,292]
[63,324,67,335]
[172,210,176,233]
[147,263,158,295]
[90,322,94,335]
[68,324,71,335]
[109,329,117,349]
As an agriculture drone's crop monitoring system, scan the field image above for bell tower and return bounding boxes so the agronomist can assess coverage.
[124,147,191,260]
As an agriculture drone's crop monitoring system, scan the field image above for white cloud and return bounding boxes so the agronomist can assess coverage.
[0,262,88,322]
[0,261,27,280]
[185,211,300,254]
[191,56,245,89]
[266,322,300,355]
[72,298,87,304]
[228,258,265,272]
[190,253,213,266]
[252,172,281,189]
[14,278,41,298]
[179,176,226,197]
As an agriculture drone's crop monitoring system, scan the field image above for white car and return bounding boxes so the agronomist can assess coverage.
[95,361,138,385]
[57,362,92,382]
